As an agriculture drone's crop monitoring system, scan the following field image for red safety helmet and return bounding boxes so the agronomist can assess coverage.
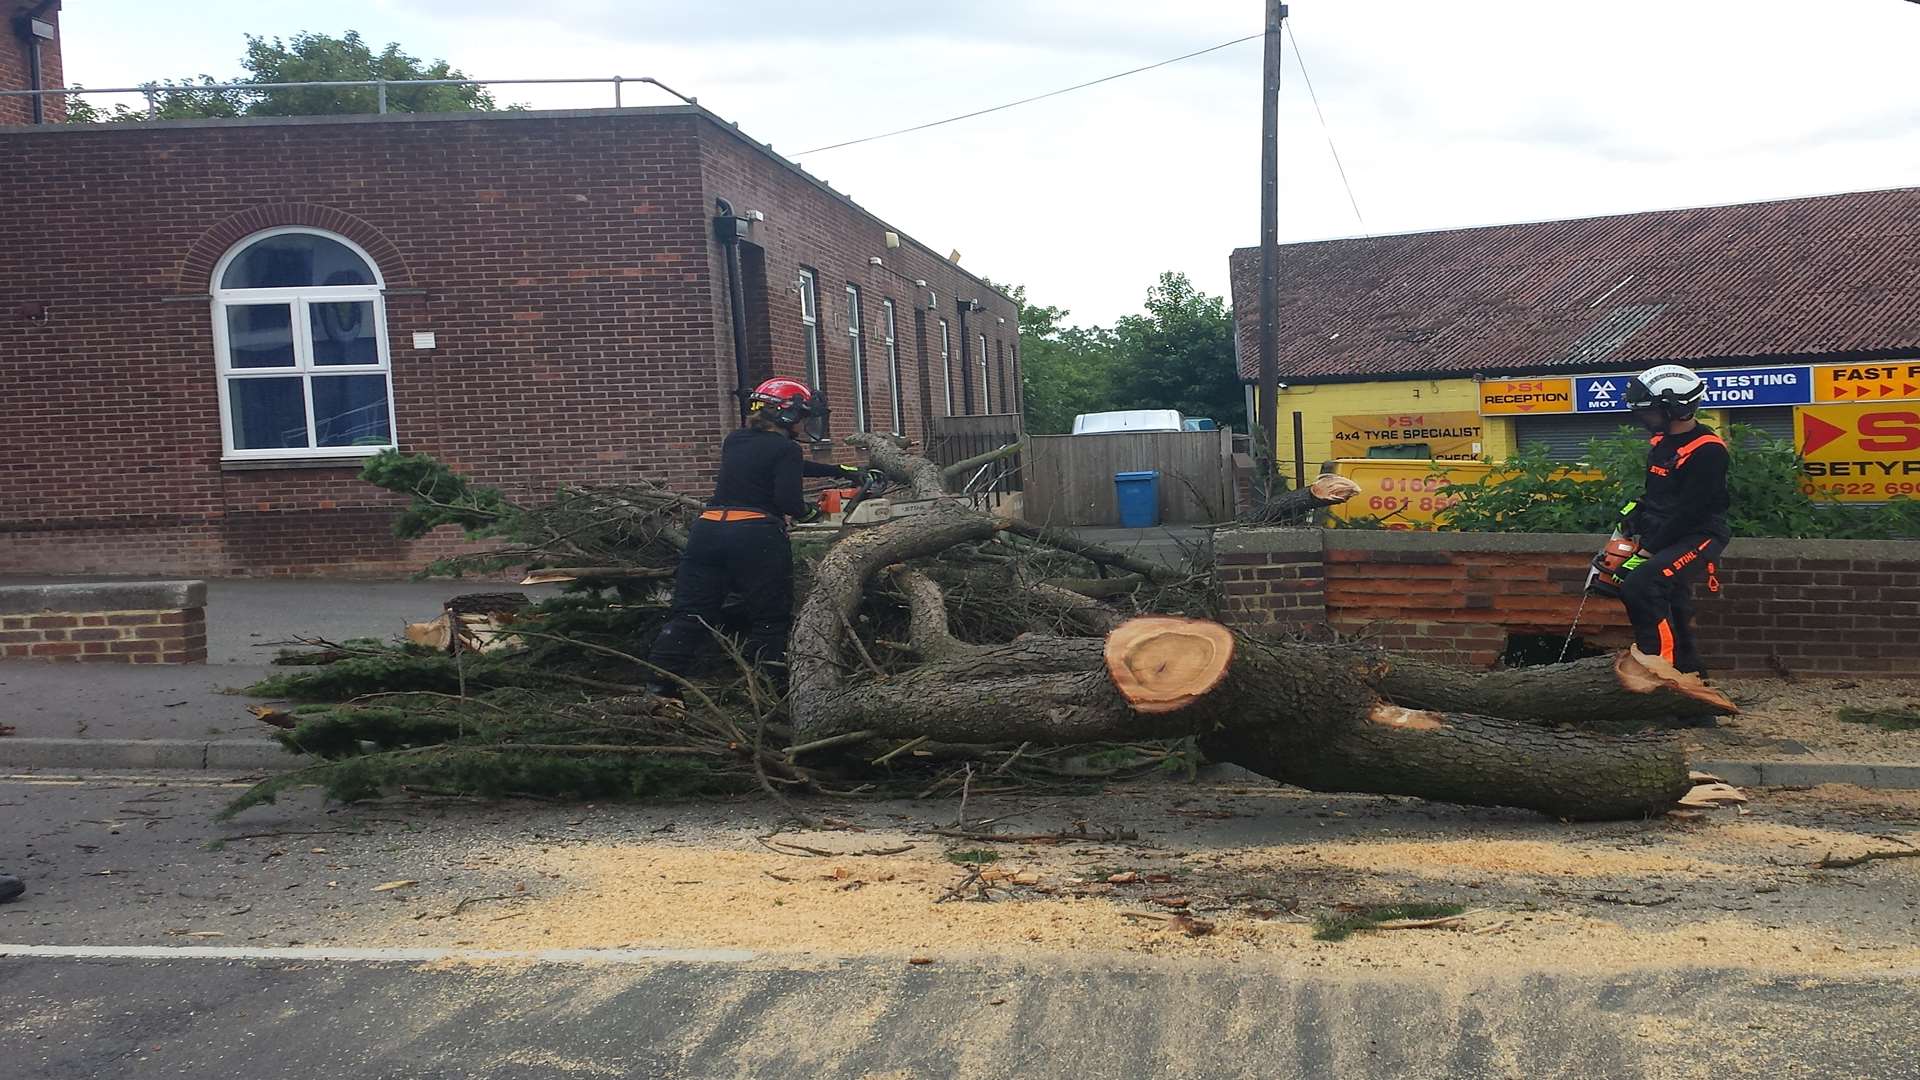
[747,377,816,429]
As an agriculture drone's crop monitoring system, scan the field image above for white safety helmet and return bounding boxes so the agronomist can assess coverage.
[1625,364,1706,428]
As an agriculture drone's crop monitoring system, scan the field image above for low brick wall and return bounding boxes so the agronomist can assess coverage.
[0,582,208,664]
[1216,530,1920,676]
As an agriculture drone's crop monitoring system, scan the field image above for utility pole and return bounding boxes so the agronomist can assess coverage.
[1257,0,1288,489]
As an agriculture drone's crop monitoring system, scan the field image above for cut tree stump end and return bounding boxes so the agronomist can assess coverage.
[1615,649,1739,715]
[1104,617,1236,714]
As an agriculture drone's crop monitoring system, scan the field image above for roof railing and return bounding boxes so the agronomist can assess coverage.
[0,76,697,118]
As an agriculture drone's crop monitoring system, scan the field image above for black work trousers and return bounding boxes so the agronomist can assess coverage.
[646,518,793,682]
[1619,532,1725,675]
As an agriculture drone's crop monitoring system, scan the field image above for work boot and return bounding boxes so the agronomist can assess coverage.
[0,875,23,904]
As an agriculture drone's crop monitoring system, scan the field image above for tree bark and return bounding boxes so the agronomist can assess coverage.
[1359,649,1738,727]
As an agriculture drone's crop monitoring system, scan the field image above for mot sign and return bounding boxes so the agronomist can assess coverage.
[1574,366,1813,413]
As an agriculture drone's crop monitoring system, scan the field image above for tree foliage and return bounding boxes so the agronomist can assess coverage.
[1001,274,1245,435]
[1437,426,1920,539]
[66,31,500,123]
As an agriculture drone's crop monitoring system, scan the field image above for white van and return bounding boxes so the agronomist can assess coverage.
[1071,409,1185,435]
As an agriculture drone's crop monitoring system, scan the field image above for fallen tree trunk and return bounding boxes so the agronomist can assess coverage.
[787,441,1704,821]
[1359,649,1739,728]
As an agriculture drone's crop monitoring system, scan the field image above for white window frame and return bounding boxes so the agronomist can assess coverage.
[845,284,869,433]
[939,318,953,417]
[978,333,991,416]
[881,299,902,434]
[798,268,823,392]
[211,226,396,461]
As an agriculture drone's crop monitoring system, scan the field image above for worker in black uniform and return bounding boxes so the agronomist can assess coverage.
[645,377,862,694]
[1618,364,1731,675]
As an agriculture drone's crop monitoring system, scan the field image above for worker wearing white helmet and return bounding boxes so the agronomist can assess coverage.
[1616,364,1731,675]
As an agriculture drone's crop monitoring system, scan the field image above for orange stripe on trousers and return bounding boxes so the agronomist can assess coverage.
[1656,620,1676,664]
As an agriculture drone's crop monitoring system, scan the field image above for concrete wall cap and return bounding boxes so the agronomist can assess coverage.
[0,581,207,615]
[1212,527,1326,558]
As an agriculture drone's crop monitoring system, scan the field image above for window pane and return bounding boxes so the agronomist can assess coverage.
[222,232,376,290]
[226,304,296,368]
[312,375,393,448]
[310,301,381,365]
[228,377,309,450]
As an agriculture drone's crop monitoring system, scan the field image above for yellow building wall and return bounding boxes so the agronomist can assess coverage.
[1255,378,1521,476]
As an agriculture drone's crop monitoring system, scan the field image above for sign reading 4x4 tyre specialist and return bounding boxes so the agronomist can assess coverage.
[1797,403,1920,501]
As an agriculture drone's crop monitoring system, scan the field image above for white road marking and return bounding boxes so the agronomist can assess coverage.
[0,943,756,964]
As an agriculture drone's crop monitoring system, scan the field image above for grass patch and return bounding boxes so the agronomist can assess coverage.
[945,849,1001,865]
[1311,902,1466,942]
[1838,707,1920,732]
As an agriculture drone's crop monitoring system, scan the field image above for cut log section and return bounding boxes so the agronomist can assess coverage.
[1105,617,1237,714]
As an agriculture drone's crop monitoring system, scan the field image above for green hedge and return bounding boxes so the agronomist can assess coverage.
[1435,426,1920,540]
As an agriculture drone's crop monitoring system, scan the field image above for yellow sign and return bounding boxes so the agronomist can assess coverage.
[1330,412,1485,459]
[1321,459,1495,529]
[1814,361,1920,403]
[1797,403,1920,502]
[1479,378,1574,415]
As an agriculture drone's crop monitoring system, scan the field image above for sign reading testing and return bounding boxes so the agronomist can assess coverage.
[1574,366,1812,413]
[1797,403,1920,502]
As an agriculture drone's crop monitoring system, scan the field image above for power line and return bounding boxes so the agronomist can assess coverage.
[792,33,1262,156]
[1285,21,1368,235]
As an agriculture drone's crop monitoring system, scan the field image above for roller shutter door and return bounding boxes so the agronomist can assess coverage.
[1514,414,1639,462]
[1728,406,1795,445]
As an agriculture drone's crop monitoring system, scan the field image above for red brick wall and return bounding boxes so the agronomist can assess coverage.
[1,606,206,664]
[1217,530,1920,676]
[1,107,1018,576]
[1,2,63,125]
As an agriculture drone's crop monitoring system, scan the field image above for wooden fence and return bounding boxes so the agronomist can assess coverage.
[1022,429,1237,527]
[926,413,1024,512]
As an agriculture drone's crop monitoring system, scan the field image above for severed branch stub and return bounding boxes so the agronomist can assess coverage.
[1105,617,1236,714]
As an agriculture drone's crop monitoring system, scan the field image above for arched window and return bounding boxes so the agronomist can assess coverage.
[212,228,395,458]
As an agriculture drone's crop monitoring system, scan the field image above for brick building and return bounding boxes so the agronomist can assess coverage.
[2,1,62,125]
[0,101,1020,575]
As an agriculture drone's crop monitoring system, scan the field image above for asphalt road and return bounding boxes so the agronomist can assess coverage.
[6,950,1917,1078]
[4,771,1917,1079]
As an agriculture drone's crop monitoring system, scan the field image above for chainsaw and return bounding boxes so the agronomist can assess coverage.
[1584,501,1647,600]
[1558,502,1645,661]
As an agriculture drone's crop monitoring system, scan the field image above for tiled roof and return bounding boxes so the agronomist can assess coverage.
[1229,186,1920,382]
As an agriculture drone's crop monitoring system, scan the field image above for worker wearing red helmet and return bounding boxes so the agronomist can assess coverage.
[645,377,863,694]
[1617,364,1732,675]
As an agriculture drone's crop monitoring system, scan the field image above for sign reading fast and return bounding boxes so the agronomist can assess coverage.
[1814,362,1920,402]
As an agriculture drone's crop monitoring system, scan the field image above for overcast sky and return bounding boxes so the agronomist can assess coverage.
[61,0,1920,326]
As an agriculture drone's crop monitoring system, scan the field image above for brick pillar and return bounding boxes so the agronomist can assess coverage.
[0,581,208,664]
[1215,531,1328,636]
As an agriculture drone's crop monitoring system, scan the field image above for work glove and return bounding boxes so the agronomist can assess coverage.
[1616,500,1641,537]
[834,464,866,488]
[795,503,824,525]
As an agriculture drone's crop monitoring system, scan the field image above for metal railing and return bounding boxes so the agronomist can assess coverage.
[0,76,698,119]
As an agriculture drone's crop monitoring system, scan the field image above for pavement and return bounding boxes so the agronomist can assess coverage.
[0,577,558,772]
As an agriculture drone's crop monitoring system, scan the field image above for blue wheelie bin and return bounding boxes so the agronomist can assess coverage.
[1114,470,1161,528]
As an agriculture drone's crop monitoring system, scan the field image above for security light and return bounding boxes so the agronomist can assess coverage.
[29,18,54,40]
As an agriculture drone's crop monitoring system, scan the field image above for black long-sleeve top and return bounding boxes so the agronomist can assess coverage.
[1633,425,1732,550]
[706,428,843,519]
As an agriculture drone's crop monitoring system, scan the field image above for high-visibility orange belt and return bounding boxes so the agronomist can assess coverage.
[699,509,770,522]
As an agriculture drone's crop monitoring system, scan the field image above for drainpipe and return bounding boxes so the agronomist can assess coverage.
[956,299,976,414]
[13,5,57,125]
[712,198,753,427]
